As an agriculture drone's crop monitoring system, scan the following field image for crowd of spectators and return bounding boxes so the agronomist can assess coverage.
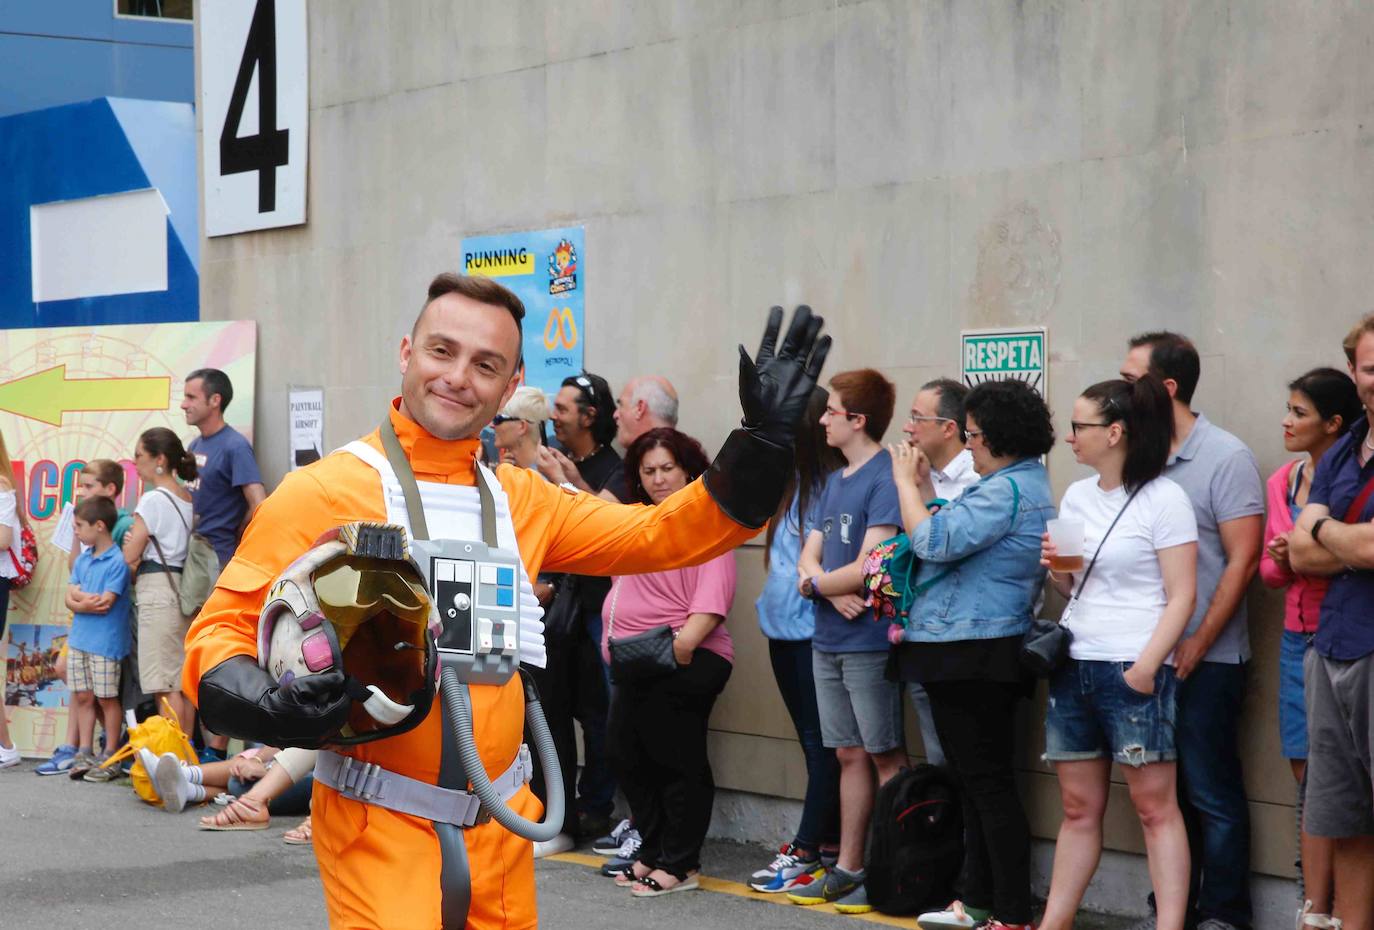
[5,315,1374,930]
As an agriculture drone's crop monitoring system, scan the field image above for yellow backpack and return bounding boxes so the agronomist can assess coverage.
[98,700,200,806]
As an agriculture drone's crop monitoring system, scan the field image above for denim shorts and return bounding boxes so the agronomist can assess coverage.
[1279,629,1312,760]
[1044,659,1178,767]
[812,649,903,753]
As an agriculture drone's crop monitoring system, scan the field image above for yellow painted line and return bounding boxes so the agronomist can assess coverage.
[546,852,914,926]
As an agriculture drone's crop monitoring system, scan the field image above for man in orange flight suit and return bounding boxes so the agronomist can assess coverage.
[182,272,830,930]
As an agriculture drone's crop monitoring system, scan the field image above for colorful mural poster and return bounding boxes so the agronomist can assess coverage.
[461,226,586,396]
[0,320,256,756]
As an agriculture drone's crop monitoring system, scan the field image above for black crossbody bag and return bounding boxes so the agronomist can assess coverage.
[605,577,679,684]
[1021,487,1141,677]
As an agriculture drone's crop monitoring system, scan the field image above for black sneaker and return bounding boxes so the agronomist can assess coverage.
[592,818,633,855]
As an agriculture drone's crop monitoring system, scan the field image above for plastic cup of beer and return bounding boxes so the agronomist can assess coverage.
[1046,518,1086,573]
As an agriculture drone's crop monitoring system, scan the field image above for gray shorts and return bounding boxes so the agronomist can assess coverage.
[812,649,903,754]
[1304,648,1374,838]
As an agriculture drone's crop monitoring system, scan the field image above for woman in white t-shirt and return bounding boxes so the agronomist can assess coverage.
[122,427,197,727]
[1037,377,1198,930]
[0,430,29,768]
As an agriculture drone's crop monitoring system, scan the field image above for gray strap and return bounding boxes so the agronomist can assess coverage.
[380,418,430,541]
[378,418,499,548]
[315,746,533,827]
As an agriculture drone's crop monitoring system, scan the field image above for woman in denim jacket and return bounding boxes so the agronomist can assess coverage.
[890,379,1056,930]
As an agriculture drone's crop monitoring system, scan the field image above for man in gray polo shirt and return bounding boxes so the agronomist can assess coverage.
[1122,333,1264,930]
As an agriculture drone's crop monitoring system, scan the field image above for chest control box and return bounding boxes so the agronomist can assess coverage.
[411,539,523,687]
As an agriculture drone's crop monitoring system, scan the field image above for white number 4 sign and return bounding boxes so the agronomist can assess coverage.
[200,0,308,237]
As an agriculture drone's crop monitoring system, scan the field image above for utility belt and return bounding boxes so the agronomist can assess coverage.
[314,745,534,829]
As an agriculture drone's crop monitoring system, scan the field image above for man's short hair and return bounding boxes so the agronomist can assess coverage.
[630,377,679,427]
[1128,331,1201,405]
[81,459,124,494]
[74,496,117,533]
[186,368,234,414]
[415,273,526,363]
[1343,313,1374,365]
[829,368,897,441]
[920,378,969,439]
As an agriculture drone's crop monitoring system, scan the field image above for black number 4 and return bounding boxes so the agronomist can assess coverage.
[220,0,289,213]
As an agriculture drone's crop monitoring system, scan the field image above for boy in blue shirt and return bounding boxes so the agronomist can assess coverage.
[64,496,131,782]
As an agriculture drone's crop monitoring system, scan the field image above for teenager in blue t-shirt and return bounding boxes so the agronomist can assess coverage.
[182,368,266,568]
[792,369,903,912]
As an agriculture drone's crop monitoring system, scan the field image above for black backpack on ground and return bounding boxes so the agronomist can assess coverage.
[864,763,965,915]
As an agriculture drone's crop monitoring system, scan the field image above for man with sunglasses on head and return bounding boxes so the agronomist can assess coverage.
[182,272,831,930]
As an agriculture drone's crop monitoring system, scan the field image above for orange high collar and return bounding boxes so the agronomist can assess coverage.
[386,398,482,484]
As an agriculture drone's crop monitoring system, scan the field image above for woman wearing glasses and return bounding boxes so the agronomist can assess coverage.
[893,378,1056,930]
[1037,377,1198,930]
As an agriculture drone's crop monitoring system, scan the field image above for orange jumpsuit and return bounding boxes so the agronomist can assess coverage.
[182,403,758,929]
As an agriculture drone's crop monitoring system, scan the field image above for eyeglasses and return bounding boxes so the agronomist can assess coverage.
[964,428,985,442]
[1069,421,1112,436]
[491,414,530,426]
[824,406,862,421]
[907,412,955,426]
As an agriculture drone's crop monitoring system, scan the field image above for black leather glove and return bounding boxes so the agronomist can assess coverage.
[197,655,355,750]
[705,306,831,528]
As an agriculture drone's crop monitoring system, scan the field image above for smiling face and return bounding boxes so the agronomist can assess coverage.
[1350,332,1374,425]
[398,293,522,441]
[551,386,592,446]
[638,444,688,505]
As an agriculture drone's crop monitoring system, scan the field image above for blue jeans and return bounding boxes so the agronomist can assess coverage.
[1176,661,1252,929]
[768,639,840,850]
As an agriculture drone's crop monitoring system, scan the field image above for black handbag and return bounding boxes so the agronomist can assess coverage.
[1021,487,1142,677]
[605,577,678,684]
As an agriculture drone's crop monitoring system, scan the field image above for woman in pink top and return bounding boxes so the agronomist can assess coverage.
[1259,367,1360,924]
[603,428,737,898]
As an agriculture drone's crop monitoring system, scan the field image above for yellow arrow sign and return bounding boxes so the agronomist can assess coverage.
[0,365,172,426]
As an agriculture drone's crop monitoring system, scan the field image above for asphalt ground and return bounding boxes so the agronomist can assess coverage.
[0,759,1132,929]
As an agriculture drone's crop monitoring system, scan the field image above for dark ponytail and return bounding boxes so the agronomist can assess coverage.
[139,427,199,483]
[1080,376,1173,491]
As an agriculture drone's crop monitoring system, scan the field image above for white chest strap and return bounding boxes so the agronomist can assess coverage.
[336,440,546,668]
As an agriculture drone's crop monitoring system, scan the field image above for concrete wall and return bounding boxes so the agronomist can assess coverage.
[196,0,1374,903]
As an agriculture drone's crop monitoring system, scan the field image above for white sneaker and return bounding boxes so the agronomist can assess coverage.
[532,833,575,859]
[154,752,191,812]
[136,749,163,800]
[0,742,20,770]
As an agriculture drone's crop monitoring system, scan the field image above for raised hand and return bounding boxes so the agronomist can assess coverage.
[737,305,831,448]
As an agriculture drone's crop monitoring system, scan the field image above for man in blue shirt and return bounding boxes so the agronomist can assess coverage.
[792,368,902,912]
[1291,314,1374,930]
[64,497,131,781]
[1122,332,1265,930]
[182,368,266,568]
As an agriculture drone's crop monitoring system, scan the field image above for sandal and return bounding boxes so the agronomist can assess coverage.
[283,816,313,845]
[614,862,651,888]
[630,871,700,897]
[198,795,270,831]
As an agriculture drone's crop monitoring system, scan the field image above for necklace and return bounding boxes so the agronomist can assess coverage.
[569,444,603,464]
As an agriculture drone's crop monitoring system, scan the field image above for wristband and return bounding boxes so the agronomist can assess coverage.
[1311,517,1331,544]
[807,576,822,601]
